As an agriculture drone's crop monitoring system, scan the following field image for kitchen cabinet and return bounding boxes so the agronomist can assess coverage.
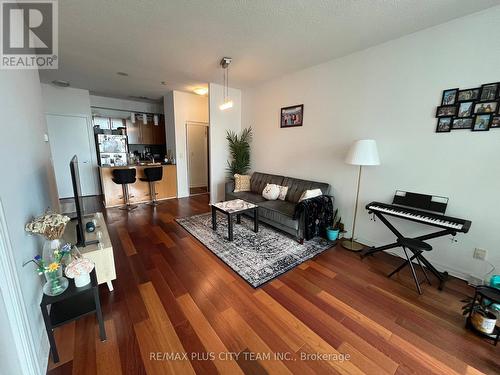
[126,115,165,145]
[125,119,140,144]
[93,116,110,129]
[140,121,154,144]
[110,118,125,129]
[152,115,166,144]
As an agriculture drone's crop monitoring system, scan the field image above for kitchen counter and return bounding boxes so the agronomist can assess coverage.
[99,162,174,168]
[99,164,177,207]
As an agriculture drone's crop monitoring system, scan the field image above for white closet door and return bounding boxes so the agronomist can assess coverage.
[46,114,97,198]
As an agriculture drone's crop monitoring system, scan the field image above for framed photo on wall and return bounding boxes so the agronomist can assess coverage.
[457,88,480,102]
[491,116,500,129]
[472,114,492,131]
[441,88,458,105]
[452,118,472,130]
[457,101,473,117]
[280,104,304,128]
[436,105,457,117]
[473,101,498,114]
[436,117,452,132]
[479,83,499,101]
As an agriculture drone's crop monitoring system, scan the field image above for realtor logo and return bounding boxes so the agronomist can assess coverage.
[1,0,58,69]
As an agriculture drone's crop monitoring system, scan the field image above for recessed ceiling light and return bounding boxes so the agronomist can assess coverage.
[193,87,208,96]
[117,72,129,76]
[51,80,70,87]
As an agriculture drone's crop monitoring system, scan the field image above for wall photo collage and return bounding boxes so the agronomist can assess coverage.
[435,82,500,133]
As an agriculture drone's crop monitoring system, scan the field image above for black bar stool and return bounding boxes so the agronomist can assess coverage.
[388,237,432,295]
[139,167,163,206]
[112,169,137,211]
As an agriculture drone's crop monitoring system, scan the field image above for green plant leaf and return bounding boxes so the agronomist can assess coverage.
[226,127,253,177]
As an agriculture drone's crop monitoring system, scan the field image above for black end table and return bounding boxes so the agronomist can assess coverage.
[211,199,259,241]
[40,269,106,362]
[465,285,500,346]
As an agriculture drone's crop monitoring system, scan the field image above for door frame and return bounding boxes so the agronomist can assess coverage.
[0,198,44,374]
[45,113,99,197]
[185,121,210,196]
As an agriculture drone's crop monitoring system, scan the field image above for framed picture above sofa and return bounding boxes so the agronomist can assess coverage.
[281,104,304,128]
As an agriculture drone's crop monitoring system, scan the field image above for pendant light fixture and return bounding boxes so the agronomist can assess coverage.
[142,113,147,124]
[153,115,159,126]
[219,57,233,111]
[130,112,135,123]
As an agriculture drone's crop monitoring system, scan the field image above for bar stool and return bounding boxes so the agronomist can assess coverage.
[112,169,137,211]
[139,167,163,206]
[387,237,432,294]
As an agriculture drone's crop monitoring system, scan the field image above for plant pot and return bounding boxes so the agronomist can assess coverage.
[326,228,340,241]
[471,311,497,334]
[74,273,91,288]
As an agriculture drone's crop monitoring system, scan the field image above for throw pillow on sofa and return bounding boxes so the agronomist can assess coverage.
[278,185,288,200]
[234,174,251,192]
[298,188,323,202]
[262,183,280,200]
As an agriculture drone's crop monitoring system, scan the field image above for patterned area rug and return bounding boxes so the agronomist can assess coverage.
[176,212,335,287]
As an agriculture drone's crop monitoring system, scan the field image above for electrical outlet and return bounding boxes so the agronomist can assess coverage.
[473,248,487,260]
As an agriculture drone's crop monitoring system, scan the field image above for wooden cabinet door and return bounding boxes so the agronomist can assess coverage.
[93,116,110,129]
[110,118,125,129]
[126,119,141,144]
[152,115,166,144]
[140,120,154,144]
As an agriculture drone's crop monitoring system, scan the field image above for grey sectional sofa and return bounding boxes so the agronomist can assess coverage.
[225,172,330,241]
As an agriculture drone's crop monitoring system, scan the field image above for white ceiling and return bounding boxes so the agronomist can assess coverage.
[39,0,499,100]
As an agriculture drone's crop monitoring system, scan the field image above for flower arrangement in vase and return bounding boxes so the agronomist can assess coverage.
[24,243,72,296]
[25,211,72,296]
[25,211,71,265]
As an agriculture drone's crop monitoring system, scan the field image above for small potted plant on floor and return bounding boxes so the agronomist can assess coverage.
[326,209,343,241]
[462,296,498,334]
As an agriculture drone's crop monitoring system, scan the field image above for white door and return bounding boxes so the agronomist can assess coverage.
[187,123,208,189]
[46,114,97,198]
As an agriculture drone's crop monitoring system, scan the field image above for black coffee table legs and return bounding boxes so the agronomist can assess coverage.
[211,207,259,241]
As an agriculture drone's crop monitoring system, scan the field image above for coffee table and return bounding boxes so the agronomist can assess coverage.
[211,199,259,241]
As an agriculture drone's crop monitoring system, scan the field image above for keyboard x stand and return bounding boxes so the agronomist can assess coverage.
[361,211,454,290]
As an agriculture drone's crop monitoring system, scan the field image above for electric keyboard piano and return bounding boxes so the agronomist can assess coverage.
[361,191,471,290]
[366,202,471,233]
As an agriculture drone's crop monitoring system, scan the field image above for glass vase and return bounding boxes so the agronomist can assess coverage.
[43,267,69,296]
[42,238,72,265]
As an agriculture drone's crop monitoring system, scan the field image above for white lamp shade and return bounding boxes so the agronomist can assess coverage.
[345,139,380,166]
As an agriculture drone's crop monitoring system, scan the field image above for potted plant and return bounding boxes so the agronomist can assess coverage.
[326,209,343,241]
[226,127,252,178]
[462,296,498,334]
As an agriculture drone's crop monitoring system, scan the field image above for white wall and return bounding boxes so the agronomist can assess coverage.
[0,290,22,375]
[90,94,163,114]
[164,91,209,197]
[0,70,59,373]
[164,91,176,156]
[242,7,500,280]
[41,84,100,195]
[209,83,242,203]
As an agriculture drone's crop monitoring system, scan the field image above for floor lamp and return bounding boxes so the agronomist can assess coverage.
[342,139,380,251]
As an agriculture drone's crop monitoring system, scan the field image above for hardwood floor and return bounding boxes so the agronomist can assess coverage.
[47,194,499,374]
